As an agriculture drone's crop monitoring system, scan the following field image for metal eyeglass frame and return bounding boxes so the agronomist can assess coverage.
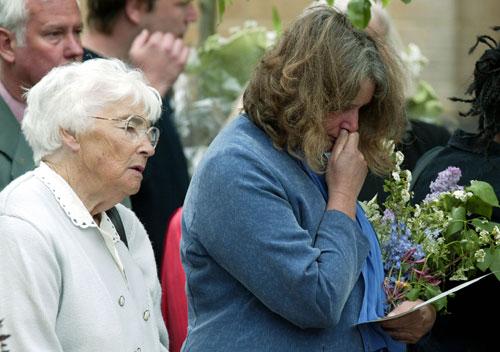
[90,115,160,149]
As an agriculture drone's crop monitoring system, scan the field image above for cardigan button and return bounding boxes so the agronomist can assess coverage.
[143,309,150,321]
[118,296,125,307]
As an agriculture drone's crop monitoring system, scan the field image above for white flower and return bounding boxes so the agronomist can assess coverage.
[414,204,421,217]
[395,151,404,167]
[452,190,470,202]
[475,249,486,263]
[450,267,469,281]
[392,172,401,182]
[479,230,491,245]
[401,189,411,203]
[403,170,412,184]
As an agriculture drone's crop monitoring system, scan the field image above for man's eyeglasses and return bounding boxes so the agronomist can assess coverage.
[90,115,160,149]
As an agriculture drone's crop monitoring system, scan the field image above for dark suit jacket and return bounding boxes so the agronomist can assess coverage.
[0,95,34,191]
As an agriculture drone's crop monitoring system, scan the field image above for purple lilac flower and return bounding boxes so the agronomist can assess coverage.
[424,166,463,202]
[382,209,395,224]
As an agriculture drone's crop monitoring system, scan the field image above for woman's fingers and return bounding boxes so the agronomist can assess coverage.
[330,129,349,164]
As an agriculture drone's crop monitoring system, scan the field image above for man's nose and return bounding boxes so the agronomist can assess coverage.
[64,33,83,60]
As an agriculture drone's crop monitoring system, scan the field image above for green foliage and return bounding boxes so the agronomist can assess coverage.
[217,0,231,21]
[468,181,500,207]
[347,0,372,29]
[406,80,444,120]
[446,206,465,236]
[362,146,500,313]
[188,25,270,100]
[175,23,275,173]
[272,6,282,34]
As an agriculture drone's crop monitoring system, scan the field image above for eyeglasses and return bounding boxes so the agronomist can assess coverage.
[90,115,160,149]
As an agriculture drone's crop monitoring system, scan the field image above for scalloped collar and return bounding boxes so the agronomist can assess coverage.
[34,162,125,274]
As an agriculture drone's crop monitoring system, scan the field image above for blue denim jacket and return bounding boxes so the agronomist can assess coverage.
[181,115,376,351]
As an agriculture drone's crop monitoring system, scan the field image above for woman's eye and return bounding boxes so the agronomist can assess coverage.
[126,125,137,132]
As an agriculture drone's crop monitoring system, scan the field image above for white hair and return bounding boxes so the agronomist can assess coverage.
[22,58,163,164]
[0,0,81,46]
[0,0,28,45]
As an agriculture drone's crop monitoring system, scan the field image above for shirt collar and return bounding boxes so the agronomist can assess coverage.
[35,162,98,228]
[0,80,25,123]
[449,129,500,155]
[34,162,125,274]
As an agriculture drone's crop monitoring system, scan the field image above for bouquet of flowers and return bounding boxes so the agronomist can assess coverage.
[361,146,500,314]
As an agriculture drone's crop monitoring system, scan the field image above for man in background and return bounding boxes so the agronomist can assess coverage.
[0,0,83,191]
[82,0,197,275]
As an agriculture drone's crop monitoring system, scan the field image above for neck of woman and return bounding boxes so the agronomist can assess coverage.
[43,158,115,219]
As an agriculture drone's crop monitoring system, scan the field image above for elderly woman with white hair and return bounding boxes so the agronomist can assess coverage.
[0,58,168,351]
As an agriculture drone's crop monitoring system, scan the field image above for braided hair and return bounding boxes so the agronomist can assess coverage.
[450,26,500,152]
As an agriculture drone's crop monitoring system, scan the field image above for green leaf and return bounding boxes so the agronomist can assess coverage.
[272,6,282,34]
[489,248,500,280]
[477,247,494,271]
[347,0,372,29]
[424,285,447,312]
[217,0,226,20]
[400,0,412,4]
[326,0,335,6]
[467,196,493,219]
[381,0,391,6]
[471,219,500,232]
[461,229,479,252]
[467,180,499,207]
[406,287,421,300]
[432,296,447,312]
[446,206,465,236]
[441,193,460,211]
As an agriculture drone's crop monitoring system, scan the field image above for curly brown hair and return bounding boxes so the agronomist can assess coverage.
[243,5,406,175]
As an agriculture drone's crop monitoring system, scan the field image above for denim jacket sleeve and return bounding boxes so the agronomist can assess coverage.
[184,144,370,329]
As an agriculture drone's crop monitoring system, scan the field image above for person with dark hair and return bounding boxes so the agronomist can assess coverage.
[82,0,198,275]
[411,27,500,352]
[180,5,435,351]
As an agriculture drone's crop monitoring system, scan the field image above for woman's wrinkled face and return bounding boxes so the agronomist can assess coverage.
[324,79,375,148]
[77,101,155,196]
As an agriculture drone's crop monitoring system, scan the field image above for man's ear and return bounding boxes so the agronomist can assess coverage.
[0,28,17,63]
[125,0,148,25]
[60,128,81,152]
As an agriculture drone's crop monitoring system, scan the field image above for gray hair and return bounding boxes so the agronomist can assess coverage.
[22,58,163,164]
[0,0,28,45]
